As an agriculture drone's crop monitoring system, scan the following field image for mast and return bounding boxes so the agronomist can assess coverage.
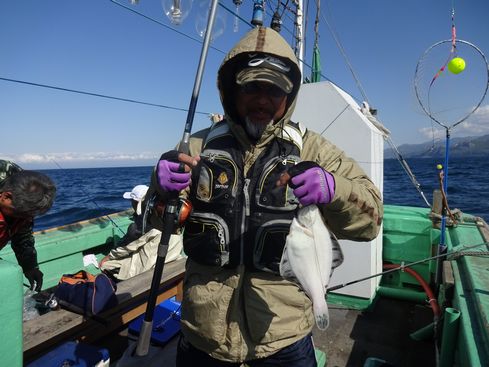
[295,0,304,76]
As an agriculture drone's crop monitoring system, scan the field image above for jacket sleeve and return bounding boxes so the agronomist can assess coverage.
[302,131,383,241]
[10,221,38,273]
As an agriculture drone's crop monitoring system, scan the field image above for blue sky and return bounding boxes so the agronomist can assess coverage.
[1,0,488,169]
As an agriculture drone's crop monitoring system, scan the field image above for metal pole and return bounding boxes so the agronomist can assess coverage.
[295,0,304,76]
[135,0,219,356]
[435,128,450,288]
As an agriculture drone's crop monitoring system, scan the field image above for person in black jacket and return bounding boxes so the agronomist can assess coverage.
[0,160,56,291]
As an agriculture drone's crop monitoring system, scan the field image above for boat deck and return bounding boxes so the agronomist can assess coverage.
[315,297,435,367]
[97,297,435,367]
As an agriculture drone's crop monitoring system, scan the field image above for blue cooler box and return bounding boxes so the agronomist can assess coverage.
[26,341,110,367]
[129,298,181,345]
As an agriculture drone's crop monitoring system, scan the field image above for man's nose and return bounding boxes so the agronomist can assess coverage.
[254,89,272,102]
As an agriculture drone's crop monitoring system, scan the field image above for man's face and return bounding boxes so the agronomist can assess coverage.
[235,81,288,130]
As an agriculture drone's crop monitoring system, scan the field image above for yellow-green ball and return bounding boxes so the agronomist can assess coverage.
[436,164,443,170]
[448,57,466,74]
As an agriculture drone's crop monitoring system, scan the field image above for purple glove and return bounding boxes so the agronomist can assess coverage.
[156,150,191,192]
[288,161,335,206]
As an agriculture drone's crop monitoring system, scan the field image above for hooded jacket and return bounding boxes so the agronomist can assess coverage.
[149,27,383,362]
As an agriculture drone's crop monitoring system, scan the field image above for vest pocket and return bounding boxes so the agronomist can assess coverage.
[196,150,238,203]
[255,156,299,210]
[253,219,292,273]
[184,212,230,266]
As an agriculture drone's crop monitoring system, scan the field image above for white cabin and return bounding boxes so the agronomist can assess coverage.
[292,81,385,299]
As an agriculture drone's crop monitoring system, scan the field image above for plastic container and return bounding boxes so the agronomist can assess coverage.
[26,341,109,367]
[129,298,181,345]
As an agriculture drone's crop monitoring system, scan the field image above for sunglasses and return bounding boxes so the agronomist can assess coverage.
[240,82,287,98]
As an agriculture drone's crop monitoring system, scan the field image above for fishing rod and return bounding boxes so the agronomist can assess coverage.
[326,242,489,293]
[134,0,219,357]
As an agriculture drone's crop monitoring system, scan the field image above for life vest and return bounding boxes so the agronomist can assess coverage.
[185,120,306,273]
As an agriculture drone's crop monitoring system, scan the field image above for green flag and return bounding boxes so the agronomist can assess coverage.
[311,45,321,83]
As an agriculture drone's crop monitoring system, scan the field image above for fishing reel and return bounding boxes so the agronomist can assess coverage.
[149,195,193,230]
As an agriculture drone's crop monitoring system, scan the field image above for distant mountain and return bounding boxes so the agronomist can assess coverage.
[384,134,489,159]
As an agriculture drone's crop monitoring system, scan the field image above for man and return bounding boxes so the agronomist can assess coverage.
[0,160,56,291]
[99,184,183,280]
[120,184,150,246]
[148,27,383,366]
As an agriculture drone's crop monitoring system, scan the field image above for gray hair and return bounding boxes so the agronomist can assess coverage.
[1,171,56,217]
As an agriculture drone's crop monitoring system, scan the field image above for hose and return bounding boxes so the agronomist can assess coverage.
[383,263,441,318]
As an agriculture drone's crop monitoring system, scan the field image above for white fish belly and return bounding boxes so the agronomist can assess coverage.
[279,205,333,330]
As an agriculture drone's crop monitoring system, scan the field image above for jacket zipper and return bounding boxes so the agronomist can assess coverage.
[240,178,251,264]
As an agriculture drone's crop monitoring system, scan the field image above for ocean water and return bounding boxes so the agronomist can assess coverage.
[35,156,489,231]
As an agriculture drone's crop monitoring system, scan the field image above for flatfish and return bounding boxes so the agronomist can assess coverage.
[279,205,333,330]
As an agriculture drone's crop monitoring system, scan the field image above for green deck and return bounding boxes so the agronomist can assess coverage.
[0,205,488,366]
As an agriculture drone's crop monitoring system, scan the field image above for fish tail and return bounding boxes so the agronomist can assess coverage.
[313,300,329,330]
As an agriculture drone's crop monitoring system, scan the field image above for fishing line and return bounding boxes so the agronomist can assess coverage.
[327,241,489,293]
[0,77,211,116]
[110,0,226,54]
[49,159,126,236]
[321,0,370,106]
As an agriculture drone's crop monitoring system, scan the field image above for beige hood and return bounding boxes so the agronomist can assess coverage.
[217,27,302,148]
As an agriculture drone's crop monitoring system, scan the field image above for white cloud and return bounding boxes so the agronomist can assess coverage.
[0,152,159,167]
[418,103,489,140]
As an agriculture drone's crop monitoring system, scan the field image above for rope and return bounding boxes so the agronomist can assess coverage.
[327,242,489,292]
[0,77,211,115]
[314,0,320,47]
[448,250,489,260]
[438,168,457,224]
[428,8,457,88]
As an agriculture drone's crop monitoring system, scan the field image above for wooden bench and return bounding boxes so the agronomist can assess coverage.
[23,257,186,364]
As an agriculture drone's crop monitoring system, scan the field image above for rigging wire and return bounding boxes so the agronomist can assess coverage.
[110,0,226,54]
[321,0,370,106]
[316,1,431,207]
[0,77,212,116]
[50,159,127,236]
